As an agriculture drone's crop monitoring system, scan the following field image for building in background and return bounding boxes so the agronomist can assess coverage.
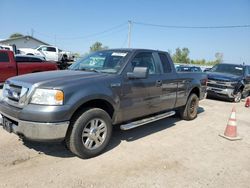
[0,35,49,49]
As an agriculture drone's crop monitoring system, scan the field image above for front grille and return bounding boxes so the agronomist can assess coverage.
[207,83,227,89]
[6,84,22,102]
[208,78,231,82]
[3,82,30,108]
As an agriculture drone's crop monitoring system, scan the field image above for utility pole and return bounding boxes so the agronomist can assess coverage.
[128,20,132,48]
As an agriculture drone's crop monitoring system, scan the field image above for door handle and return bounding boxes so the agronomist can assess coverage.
[156,80,162,87]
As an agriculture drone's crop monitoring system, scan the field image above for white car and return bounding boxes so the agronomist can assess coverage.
[19,45,74,62]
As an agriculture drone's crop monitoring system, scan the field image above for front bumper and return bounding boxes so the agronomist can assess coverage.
[0,109,69,142]
[207,87,234,99]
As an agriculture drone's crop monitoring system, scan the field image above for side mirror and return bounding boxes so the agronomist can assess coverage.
[127,67,148,79]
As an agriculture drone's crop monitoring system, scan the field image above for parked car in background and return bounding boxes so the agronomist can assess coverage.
[0,49,207,158]
[19,45,74,62]
[0,50,58,85]
[176,65,202,72]
[0,44,13,51]
[203,67,212,72]
[207,63,250,102]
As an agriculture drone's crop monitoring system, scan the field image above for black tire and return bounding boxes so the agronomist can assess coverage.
[232,90,242,103]
[179,93,199,121]
[66,108,112,159]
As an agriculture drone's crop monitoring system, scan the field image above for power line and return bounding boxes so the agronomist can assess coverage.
[133,21,250,29]
[57,22,127,40]
[55,26,127,48]
[121,32,128,48]
[92,26,127,41]
[33,22,128,40]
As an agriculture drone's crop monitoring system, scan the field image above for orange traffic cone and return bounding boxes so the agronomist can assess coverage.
[245,97,250,108]
[219,106,242,141]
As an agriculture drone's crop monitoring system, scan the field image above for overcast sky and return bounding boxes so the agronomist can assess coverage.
[1,0,250,64]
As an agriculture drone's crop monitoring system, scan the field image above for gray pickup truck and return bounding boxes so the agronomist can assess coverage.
[0,49,207,158]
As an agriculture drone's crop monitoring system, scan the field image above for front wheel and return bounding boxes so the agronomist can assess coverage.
[179,93,199,121]
[233,91,242,103]
[66,108,112,159]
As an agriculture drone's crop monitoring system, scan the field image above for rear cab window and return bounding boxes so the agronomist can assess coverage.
[15,56,29,62]
[15,56,44,63]
[0,52,10,63]
[158,53,172,73]
[47,47,56,52]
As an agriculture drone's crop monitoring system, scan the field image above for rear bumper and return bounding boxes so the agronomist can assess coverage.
[0,112,69,141]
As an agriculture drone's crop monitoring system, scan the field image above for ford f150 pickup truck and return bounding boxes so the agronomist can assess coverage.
[0,49,207,158]
[0,50,58,85]
[207,63,250,102]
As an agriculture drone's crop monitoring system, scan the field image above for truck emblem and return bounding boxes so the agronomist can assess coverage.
[8,89,19,99]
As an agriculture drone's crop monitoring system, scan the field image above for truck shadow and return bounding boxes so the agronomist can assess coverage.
[206,95,232,103]
[22,107,205,158]
[22,140,75,158]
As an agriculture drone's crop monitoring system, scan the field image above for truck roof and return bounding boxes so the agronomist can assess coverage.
[218,63,249,67]
[97,48,168,54]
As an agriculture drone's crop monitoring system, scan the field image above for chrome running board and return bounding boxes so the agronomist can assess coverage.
[120,111,175,130]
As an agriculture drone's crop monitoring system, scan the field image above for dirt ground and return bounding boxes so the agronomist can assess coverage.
[0,89,250,188]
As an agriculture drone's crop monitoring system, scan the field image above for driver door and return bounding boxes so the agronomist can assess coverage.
[119,51,162,121]
[40,47,58,61]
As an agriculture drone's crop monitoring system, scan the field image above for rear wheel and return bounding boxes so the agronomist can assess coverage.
[66,108,112,159]
[179,93,199,120]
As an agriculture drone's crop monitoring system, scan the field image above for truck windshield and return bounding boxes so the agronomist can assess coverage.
[69,50,130,74]
[209,64,244,76]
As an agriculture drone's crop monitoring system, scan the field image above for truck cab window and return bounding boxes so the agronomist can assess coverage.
[47,47,56,52]
[131,52,158,74]
[158,53,172,73]
[15,56,27,62]
[0,52,10,63]
[40,47,47,51]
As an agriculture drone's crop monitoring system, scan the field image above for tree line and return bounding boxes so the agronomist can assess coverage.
[170,47,222,66]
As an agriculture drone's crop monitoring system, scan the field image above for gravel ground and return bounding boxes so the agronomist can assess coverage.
[0,89,249,188]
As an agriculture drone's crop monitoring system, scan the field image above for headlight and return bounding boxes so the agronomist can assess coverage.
[30,89,64,105]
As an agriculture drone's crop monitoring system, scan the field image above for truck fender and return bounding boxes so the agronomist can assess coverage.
[233,81,244,95]
[69,94,118,121]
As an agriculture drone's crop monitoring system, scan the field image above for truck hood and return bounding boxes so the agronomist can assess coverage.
[8,70,110,88]
[207,72,242,82]
[19,48,43,56]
